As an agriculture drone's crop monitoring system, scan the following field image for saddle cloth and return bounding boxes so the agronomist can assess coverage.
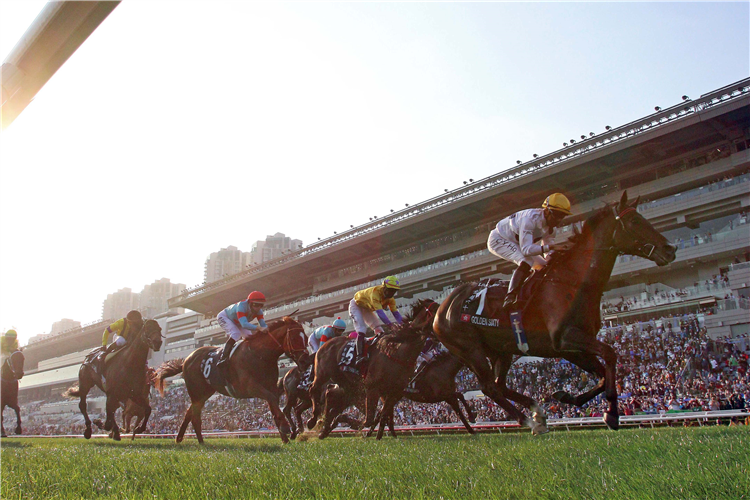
[458,277,542,354]
[296,365,313,391]
[200,340,244,397]
[338,339,370,375]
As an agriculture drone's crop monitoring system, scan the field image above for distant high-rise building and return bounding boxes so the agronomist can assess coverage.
[140,278,186,319]
[50,318,81,335]
[204,246,252,283]
[102,287,140,321]
[250,232,302,264]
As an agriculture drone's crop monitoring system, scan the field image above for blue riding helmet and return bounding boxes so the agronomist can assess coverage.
[332,318,347,330]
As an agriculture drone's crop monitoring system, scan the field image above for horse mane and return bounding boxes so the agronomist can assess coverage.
[545,203,614,268]
[265,316,295,331]
[378,322,423,358]
[403,299,434,323]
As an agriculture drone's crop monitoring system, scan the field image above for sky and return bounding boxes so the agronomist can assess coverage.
[0,1,748,346]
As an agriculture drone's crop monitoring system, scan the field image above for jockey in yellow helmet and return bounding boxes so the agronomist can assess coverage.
[349,276,404,365]
[488,193,575,309]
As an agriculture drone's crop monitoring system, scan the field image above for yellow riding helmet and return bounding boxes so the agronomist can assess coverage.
[542,193,572,215]
[383,276,401,289]
[4,329,17,339]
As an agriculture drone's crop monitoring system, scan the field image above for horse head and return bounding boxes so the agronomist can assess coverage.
[610,191,676,266]
[408,299,439,332]
[6,351,25,380]
[141,320,163,352]
[267,317,308,362]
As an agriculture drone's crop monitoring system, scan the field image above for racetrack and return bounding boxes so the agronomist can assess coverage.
[1,426,747,499]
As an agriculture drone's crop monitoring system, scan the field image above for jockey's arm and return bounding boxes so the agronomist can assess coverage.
[376,309,392,325]
[391,308,404,324]
[102,319,125,347]
[518,219,545,257]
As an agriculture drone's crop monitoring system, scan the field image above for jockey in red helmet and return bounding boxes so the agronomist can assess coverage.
[216,291,268,377]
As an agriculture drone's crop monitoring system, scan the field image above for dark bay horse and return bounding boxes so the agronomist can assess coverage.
[155,317,307,444]
[120,367,157,436]
[1,350,25,437]
[308,300,438,440]
[64,320,163,441]
[434,192,676,433]
[401,352,476,433]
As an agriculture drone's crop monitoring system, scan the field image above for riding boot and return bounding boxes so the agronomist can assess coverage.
[216,337,236,378]
[503,262,532,310]
[355,332,366,367]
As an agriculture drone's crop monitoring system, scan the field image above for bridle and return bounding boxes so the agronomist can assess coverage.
[138,321,163,351]
[612,206,657,259]
[266,322,308,361]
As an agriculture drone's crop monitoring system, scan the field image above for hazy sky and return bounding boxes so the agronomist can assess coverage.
[1,1,748,345]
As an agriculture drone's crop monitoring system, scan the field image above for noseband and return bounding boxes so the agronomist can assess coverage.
[267,324,307,360]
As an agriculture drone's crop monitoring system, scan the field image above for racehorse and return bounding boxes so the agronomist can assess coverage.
[434,192,676,433]
[64,320,163,441]
[155,317,307,444]
[279,355,362,440]
[401,351,476,433]
[120,367,157,436]
[1,350,25,437]
[307,299,438,440]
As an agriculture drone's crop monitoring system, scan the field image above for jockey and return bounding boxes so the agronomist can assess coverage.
[349,276,404,364]
[1,329,20,363]
[308,317,347,353]
[101,310,144,355]
[216,290,268,376]
[488,193,575,309]
[414,336,439,375]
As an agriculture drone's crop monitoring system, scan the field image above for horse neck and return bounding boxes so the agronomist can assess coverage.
[120,334,151,366]
[556,219,619,297]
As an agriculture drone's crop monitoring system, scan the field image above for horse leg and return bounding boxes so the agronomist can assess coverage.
[255,386,291,444]
[551,352,606,406]
[362,391,381,437]
[283,393,297,439]
[591,340,620,430]
[447,395,475,434]
[13,405,22,435]
[307,364,331,431]
[75,374,95,439]
[376,397,397,440]
[388,411,396,438]
[190,401,206,444]
[130,395,151,435]
[452,347,534,432]
[104,397,121,441]
[456,392,476,423]
[293,398,313,439]
[1,403,6,437]
[494,354,548,433]
[176,406,193,443]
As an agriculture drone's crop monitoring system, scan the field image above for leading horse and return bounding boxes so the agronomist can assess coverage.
[434,192,676,433]
[64,320,163,441]
[155,316,307,444]
[1,350,25,437]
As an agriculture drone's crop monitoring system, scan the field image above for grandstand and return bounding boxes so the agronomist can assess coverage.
[17,78,750,404]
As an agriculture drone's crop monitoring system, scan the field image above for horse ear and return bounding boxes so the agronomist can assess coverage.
[619,191,628,209]
[631,195,641,208]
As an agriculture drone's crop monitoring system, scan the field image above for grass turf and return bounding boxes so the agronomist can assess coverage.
[1,426,747,499]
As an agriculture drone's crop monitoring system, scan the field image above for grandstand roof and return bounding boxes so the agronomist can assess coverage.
[170,79,750,316]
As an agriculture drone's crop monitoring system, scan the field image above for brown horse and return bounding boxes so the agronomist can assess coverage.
[64,320,163,441]
[1,350,25,437]
[308,300,438,440]
[400,351,475,433]
[155,317,307,444]
[434,192,676,433]
[120,367,157,436]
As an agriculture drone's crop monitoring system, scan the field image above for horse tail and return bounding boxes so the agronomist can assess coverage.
[435,283,475,334]
[155,358,184,396]
[63,385,81,398]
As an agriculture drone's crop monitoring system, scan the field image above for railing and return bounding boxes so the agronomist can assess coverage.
[12,409,748,439]
[602,281,730,314]
[170,79,750,304]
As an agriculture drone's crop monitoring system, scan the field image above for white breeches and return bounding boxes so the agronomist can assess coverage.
[308,335,321,353]
[114,335,127,347]
[348,299,384,335]
[487,229,546,270]
[218,311,255,342]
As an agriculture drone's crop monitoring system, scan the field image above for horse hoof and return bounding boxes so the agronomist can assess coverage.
[113,434,121,441]
[531,424,549,436]
[84,428,92,439]
[15,427,22,435]
[1,433,7,438]
[175,436,183,444]
[306,419,316,430]
[604,413,620,431]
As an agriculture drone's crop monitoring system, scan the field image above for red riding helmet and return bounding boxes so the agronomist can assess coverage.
[247,291,266,304]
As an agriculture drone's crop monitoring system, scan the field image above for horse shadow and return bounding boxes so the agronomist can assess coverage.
[89,439,285,454]
[0,440,31,448]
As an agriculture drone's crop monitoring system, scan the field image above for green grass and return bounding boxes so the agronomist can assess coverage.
[1,427,748,499]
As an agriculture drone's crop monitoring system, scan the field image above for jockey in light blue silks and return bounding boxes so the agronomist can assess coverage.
[308,318,347,353]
